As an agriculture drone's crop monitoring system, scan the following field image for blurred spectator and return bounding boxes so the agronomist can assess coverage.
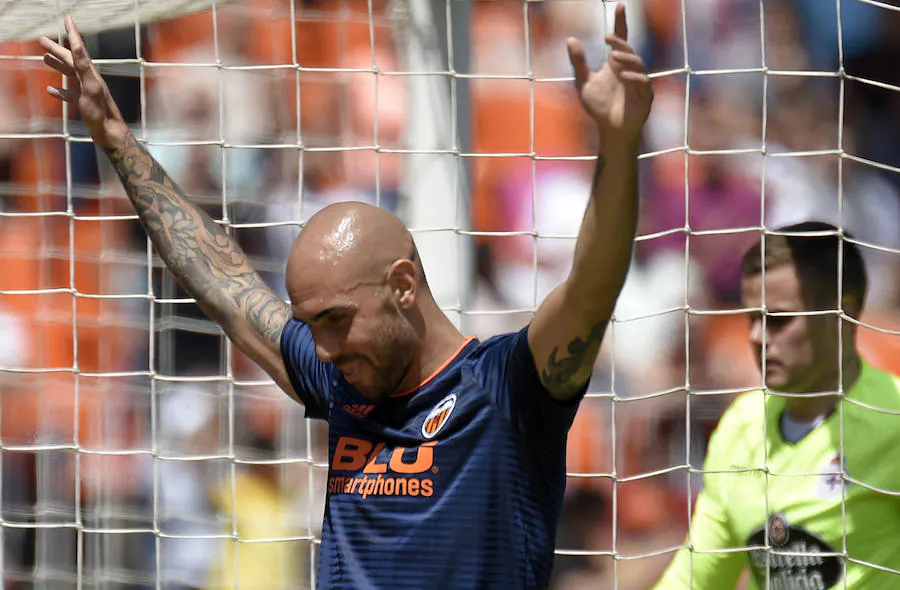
[206,464,299,590]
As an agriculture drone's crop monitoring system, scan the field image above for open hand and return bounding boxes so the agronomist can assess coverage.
[567,4,652,144]
[39,16,127,151]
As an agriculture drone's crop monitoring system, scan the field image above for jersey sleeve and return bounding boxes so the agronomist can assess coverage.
[474,325,586,438]
[654,426,746,589]
[279,319,334,420]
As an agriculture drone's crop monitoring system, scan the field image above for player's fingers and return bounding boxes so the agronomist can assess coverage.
[65,16,85,49]
[65,16,93,74]
[38,35,63,55]
[609,50,646,74]
[39,36,76,72]
[62,16,109,99]
[605,33,636,56]
[46,86,81,103]
[619,71,650,85]
[43,52,76,77]
[566,37,591,90]
[613,3,628,42]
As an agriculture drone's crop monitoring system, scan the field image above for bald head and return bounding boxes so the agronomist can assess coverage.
[286,202,424,305]
[283,202,463,400]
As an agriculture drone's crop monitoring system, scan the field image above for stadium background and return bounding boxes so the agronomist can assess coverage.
[1,0,899,587]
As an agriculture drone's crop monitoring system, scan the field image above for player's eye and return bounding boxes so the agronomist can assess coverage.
[327,312,347,326]
[765,315,792,332]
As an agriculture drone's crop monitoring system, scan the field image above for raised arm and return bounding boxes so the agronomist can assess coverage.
[39,17,295,397]
[528,3,653,400]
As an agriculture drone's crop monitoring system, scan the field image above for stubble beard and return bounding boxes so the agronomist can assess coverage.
[364,318,417,401]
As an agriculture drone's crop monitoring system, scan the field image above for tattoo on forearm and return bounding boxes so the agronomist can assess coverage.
[104,132,290,344]
[541,320,609,396]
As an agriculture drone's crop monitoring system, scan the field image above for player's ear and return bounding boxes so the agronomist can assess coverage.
[387,258,417,309]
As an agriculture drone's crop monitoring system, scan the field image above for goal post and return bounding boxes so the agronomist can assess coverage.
[394,0,473,331]
[0,1,245,43]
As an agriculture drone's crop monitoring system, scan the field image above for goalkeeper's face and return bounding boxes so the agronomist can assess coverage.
[741,264,840,394]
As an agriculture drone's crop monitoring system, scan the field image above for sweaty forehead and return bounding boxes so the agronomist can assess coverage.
[284,201,415,313]
[287,252,365,303]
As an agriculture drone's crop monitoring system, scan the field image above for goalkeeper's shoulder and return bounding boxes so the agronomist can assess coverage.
[849,359,900,420]
[717,389,767,429]
[706,389,769,454]
[864,360,900,401]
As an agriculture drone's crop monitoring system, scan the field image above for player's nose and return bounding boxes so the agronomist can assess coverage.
[314,338,341,364]
[748,318,764,347]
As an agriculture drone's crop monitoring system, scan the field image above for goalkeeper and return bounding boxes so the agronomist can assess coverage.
[40,7,652,589]
[656,222,900,589]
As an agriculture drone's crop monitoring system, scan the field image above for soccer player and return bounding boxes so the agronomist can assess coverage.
[39,6,652,589]
[655,221,900,589]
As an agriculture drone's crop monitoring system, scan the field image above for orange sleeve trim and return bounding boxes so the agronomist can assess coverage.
[390,336,477,398]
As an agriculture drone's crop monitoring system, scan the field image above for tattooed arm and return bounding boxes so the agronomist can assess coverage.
[528,149,637,401]
[527,4,652,400]
[39,17,295,398]
[106,134,294,394]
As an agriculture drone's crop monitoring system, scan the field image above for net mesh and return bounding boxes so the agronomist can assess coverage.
[0,0,899,588]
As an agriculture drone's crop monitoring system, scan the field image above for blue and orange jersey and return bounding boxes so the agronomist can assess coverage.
[281,320,586,589]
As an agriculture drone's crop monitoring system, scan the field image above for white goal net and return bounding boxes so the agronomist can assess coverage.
[0,0,899,588]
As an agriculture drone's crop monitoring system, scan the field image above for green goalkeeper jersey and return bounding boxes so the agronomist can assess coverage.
[656,360,900,589]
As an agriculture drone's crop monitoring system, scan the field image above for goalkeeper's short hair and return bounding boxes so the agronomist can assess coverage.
[740,221,868,313]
